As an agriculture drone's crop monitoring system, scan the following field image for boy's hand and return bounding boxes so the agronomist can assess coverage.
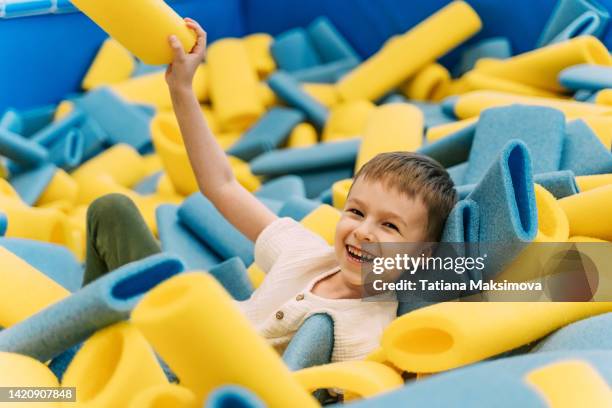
[165,18,207,91]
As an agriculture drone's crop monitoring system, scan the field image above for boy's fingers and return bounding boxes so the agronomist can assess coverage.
[168,35,186,61]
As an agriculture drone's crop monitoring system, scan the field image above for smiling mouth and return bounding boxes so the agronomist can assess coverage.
[346,245,376,263]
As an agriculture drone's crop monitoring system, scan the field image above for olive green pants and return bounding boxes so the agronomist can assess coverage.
[83,193,161,286]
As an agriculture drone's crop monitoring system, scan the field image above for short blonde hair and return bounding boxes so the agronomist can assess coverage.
[352,152,457,241]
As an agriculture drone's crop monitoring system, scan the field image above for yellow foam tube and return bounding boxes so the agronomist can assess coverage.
[0,352,60,408]
[568,235,608,242]
[301,205,341,245]
[258,83,279,108]
[72,143,146,189]
[454,91,612,120]
[337,1,481,101]
[287,123,318,148]
[580,116,612,148]
[247,263,266,289]
[67,205,88,261]
[228,156,261,192]
[381,301,612,373]
[0,246,69,327]
[294,361,404,399]
[131,273,318,407]
[401,63,451,101]
[534,184,570,242]
[142,154,163,177]
[129,385,197,408]
[54,100,75,122]
[156,173,179,198]
[559,185,612,241]
[216,133,242,150]
[477,36,611,93]
[426,117,478,142]
[111,66,208,109]
[446,78,473,96]
[244,33,276,78]
[82,38,134,91]
[364,347,403,375]
[303,83,340,108]
[208,39,265,132]
[460,71,561,98]
[576,174,612,192]
[332,178,352,210]
[355,103,424,171]
[595,88,612,105]
[70,0,195,65]
[36,169,78,207]
[62,322,168,407]
[322,100,375,142]
[525,360,612,408]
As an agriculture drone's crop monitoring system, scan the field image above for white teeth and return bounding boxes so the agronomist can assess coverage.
[346,245,374,263]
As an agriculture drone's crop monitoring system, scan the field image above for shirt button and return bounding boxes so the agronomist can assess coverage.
[295,293,305,301]
[275,311,284,320]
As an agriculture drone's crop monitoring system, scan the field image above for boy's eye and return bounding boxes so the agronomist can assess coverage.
[347,208,363,217]
[383,222,399,232]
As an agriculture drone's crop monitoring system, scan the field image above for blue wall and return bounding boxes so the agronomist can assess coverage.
[2,0,612,113]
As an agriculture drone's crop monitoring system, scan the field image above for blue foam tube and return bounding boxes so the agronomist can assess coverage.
[9,163,56,205]
[133,171,163,195]
[47,128,84,170]
[17,104,56,137]
[0,128,48,167]
[278,196,322,221]
[418,122,476,170]
[408,101,456,130]
[79,118,109,161]
[282,313,334,371]
[0,254,184,362]
[531,312,612,353]
[267,71,329,128]
[441,96,459,118]
[559,64,612,91]
[317,187,333,205]
[573,89,597,101]
[204,386,266,408]
[463,105,566,185]
[48,343,82,381]
[296,166,354,198]
[156,204,222,271]
[226,107,304,161]
[270,27,321,72]
[447,162,468,185]
[0,109,23,134]
[258,197,284,214]
[0,237,83,292]
[255,175,306,201]
[346,351,612,408]
[74,87,152,152]
[560,119,612,175]
[537,0,610,47]
[306,16,360,63]
[466,140,538,278]
[207,257,253,301]
[250,139,360,176]
[177,193,254,265]
[0,212,6,236]
[453,37,512,76]
[441,198,480,243]
[29,109,85,148]
[291,58,358,83]
[456,170,579,200]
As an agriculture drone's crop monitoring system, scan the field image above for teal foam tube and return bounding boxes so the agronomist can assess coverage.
[226,107,304,161]
[79,118,109,161]
[0,127,48,168]
[306,16,360,63]
[254,175,306,201]
[250,139,360,176]
[346,351,612,408]
[29,109,85,148]
[10,163,56,205]
[296,166,354,198]
[453,37,512,76]
[559,64,612,91]
[278,196,322,221]
[441,198,480,243]
[537,0,610,46]
[531,312,612,353]
[418,122,476,169]
[204,386,266,408]
[177,193,254,265]
[282,313,334,371]
[0,212,7,236]
[0,109,23,134]
[291,58,358,83]
[156,204,222,271]
[207,257,253,301]
[267,71,329,128]
[447,162,468,185]
[17,104,56,137]
[0,237,83,292]
[0,254,184,362]
[463,105,566,185]
[47,128,84,170]
[560,119,612,175]
[270,27,321,72]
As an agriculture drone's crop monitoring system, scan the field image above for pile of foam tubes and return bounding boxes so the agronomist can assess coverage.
[0,0,611,406]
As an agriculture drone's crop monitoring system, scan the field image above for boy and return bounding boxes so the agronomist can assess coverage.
[84,19,457,362]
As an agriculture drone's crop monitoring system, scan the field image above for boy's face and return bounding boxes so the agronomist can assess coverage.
[334,177,430,286]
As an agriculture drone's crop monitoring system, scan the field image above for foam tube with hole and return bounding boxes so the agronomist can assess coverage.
[131,272,319,406]
[382,301,612,373]
[47,128,84,170]
[70,0,195,65]
[525,360,612,408]
[294,361,403,398]
[129,384,198,408]
[401,63,451,101]
[0,246,69,327]
[204,386,266,408]
[62,322,169,406]
[82,38,135,90]
[323,100,375,142]
[0,352,60,396]
[268,72,329,128]
[441,198,480,243]
[454,90,612,120]
[559,184,612,240]
[208,39,265,132]
[0,254,183,362]
[355,103,424,172]
[337,1,481,101]
[476,36,611,92]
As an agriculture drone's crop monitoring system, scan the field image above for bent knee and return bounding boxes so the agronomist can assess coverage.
[87,193,137,223]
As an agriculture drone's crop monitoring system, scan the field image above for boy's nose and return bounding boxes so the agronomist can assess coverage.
[354,223,375,242]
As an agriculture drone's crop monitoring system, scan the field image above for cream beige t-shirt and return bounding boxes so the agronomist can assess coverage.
[236,217,398,362]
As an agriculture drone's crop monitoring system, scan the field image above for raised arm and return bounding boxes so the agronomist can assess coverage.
[166,18,277,242]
